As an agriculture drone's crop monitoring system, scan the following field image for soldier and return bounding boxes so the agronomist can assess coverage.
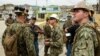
[44,14,63,56]
[43,17,51,56]
[5,14,14,27]
[63,15,72,44]
[63,15,72,30]
[63,14,73,56]
[2,6,36,56]
[71,1,98,56]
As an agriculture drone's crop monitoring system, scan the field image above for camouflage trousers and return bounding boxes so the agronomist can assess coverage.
[49,51,59,56]
[49,54,59,56]
[49,47,62,56]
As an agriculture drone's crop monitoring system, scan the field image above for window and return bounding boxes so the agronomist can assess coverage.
[53,7,58,11]
[38,13,45,19]
[42,8,46,10]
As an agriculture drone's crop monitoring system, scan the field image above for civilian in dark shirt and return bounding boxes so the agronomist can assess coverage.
[67,24,80,44]
[29,17,43,56]
[65,24,80,56]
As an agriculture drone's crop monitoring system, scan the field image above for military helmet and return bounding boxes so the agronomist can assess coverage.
[88,5,94,11]
[14,6,26,16]
[46,17,50,22]
[71,1,89,12]
[49,14,59,20]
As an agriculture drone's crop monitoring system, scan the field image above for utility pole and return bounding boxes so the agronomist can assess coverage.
[36,0,37,6]
[96,0,100,13]
[98,0,100,13]
[35,0,38,19]
[84,0,86,2]
[46,0,48,6]
[45,0,48,19]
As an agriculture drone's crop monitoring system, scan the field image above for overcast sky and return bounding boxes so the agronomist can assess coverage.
[0,0,98,6]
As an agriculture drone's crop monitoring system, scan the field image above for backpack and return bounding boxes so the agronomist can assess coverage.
[89,22,100,56]
[3,27,20,50]
[2,28,19,56]
[93,28,100,56]
[3,33,17,50]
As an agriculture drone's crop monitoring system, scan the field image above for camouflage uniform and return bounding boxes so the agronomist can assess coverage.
[5,17,14,26]
[2,21,36,56]
[63,18,72,43]
[43,23,52,55]
[63,19,72,30]
[44,23,52,39]
[49,25,63,56]
[71,22,98,56]
[63,18,73,56]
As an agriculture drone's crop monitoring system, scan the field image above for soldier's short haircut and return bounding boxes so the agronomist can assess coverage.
[90,10,94,15]
[46,17,50,22]
[9,14,12,16]
[31,17,37,20]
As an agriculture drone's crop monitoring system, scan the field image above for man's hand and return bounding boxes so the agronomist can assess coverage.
[44,42,50,46]
[64,28,68,32]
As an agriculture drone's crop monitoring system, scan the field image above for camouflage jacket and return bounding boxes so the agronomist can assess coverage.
[43,23,52,38]
[71,22,98,56]
[2,22,36,56]
[50,25,63,55]
[63,19,72,30]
